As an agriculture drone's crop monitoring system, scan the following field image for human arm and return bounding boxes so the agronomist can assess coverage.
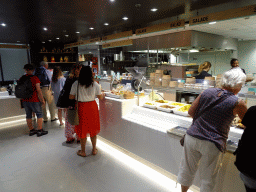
[36,83,45,105]
[97,92,105,101]
[69,94,75,100]
[188,94,201,118]
[95,82,105,101]
[233,99,247,123]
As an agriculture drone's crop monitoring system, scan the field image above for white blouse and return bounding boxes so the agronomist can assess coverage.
[70,81,101,102]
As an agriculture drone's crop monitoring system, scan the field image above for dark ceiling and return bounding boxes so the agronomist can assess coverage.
[0,0,240,45]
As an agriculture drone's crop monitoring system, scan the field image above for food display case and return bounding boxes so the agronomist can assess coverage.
[99,90,245,191]
[99,71,249,191]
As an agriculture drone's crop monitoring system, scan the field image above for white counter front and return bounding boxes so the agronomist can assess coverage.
[0,95,26,120]
[99,97,246,192]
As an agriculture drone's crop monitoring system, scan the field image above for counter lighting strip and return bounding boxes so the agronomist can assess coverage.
[97,138,195,192]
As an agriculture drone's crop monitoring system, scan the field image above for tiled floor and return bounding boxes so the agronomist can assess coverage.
[0,118,183,192]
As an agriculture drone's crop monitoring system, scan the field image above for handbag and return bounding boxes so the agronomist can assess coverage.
[180,91,231,147]
[56,89,66,108]
[67,83,79,125]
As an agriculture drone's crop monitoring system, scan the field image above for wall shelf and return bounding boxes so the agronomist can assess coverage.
[48,62,76,63]
[38,52,76,54]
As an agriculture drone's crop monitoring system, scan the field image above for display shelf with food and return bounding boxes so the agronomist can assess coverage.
[143,102,157,109]
[172,104,191,117]
[155,99,169,104]
[157,105,176,113]
[105,92,123,99]
[99,96,245,192]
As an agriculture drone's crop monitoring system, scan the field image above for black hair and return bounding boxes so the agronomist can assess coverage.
[23,64,34,70]
[230,58,238,66]
[78,66,94,88]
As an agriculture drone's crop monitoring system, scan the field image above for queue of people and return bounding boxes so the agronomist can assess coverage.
[19,61,105,156]
[17,59,256,191]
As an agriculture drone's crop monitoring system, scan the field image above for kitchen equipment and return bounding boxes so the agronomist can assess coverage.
[114,54,120,61]
[120,51,125,61]
[125,67,147,92]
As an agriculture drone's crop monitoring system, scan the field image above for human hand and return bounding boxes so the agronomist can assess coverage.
[41,100,46,106]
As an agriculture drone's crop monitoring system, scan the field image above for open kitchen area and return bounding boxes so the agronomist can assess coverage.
[1,1,256,192]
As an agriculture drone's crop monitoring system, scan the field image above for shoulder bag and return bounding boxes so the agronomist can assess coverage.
[67,82,79,125]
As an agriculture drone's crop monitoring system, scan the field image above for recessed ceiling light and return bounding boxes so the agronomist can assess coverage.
[65,35,69,37]
[89,27,94,30]
[42,42,45,44]
[48,40,52,42]
[151,8,158,12]
[43,27,48,31]
[209,21,217,25]
[110,0,115,2]
[1,23,6,26]
[76,31,80,33]
[122,17,128,20]
[104,23,109,26]
[56,37,60,40]
[17,41,20,43]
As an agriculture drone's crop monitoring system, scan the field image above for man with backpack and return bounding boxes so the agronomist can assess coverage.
[34,61,57,122]
[17,64,48,137]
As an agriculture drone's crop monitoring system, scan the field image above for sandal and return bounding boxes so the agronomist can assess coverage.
[77,150,86,157]
[92,149,98,155]
[66,138,75,144]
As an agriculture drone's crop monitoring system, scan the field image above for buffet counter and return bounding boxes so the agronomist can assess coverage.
[0,92,26,121]
[99,96,246,192]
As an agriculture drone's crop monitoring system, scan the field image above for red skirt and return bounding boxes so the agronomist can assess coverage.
[75,100,100,138]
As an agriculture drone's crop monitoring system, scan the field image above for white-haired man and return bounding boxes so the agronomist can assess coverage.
[34,61,57,122]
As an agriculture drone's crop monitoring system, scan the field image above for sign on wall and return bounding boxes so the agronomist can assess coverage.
[135,20,185,35]
[189,4,256,25]
[102,39,133,49]
[102,31,133,41]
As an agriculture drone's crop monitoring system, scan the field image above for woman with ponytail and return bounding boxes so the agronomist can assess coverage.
[196,61,212,83]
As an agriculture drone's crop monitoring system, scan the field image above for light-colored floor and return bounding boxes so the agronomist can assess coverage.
[0,117,186,192]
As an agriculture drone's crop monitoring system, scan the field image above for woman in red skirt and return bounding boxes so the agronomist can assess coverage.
[69,66,105,157]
